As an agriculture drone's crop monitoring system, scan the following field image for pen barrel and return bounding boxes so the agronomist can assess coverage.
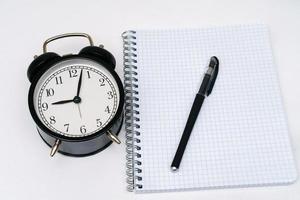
[171,93,205,170]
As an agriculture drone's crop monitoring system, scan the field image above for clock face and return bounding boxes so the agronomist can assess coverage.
[33,58,120,137]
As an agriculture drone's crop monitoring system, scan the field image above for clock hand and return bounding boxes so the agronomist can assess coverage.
[52,96,82,105]
[52,99,74,105]
[76,69,83,97]
[77,104,82,119]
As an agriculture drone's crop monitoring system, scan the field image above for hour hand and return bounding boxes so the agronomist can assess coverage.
[52,99,74,105]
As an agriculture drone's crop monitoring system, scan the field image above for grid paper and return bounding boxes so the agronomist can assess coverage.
[132,24,297,192]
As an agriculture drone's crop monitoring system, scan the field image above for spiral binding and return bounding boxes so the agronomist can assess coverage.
[122,31,142,191]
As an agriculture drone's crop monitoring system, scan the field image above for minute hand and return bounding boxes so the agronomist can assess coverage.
[76,69,83,97]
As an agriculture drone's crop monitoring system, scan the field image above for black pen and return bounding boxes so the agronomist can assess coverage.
[171,56,219,171]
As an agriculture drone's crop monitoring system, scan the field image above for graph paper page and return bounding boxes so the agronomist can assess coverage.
[132,24,297,192]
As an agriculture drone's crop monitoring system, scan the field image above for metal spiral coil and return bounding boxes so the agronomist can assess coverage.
[122,31,142,191]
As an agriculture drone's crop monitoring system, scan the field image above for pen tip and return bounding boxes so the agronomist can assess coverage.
[171,166,178,172]
[209,56,219,68]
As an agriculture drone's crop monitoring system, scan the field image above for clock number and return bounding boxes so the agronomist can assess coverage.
[80,125,87,134]
[99,78,105,86]
[96,119,102,128]
[55,76,63,85]
[64,124,70,132]
[105,106,110,113]
[87,71,91,79]
[49,116,56,124]
[69,69,78,78]
[41,102,48,111]
[46,88,54,97]
[107,91,113,99]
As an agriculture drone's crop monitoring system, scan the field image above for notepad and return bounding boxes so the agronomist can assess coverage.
[122,24,298,192]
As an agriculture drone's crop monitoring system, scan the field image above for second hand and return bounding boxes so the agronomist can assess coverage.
[76,69,83,119]
[77,101,82,119]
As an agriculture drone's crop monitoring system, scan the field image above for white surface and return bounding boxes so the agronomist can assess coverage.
[0,0,299,199]
[129,24,297,192]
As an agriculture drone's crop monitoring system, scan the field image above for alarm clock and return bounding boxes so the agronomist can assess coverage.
[27,33,124,157]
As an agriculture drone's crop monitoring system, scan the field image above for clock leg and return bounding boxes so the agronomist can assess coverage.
[50,139,61,157]
[106,130,121,144]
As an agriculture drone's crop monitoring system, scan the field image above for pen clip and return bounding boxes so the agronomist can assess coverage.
[206,56,219,96]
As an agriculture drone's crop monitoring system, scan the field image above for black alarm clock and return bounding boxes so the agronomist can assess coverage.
[27,33,124,157]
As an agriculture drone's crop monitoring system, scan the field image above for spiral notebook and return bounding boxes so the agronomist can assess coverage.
[122,24,297,192]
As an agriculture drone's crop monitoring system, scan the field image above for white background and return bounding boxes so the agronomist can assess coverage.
[0,0,299,199]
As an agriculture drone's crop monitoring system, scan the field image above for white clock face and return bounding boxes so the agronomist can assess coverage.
[33,58,120,137]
